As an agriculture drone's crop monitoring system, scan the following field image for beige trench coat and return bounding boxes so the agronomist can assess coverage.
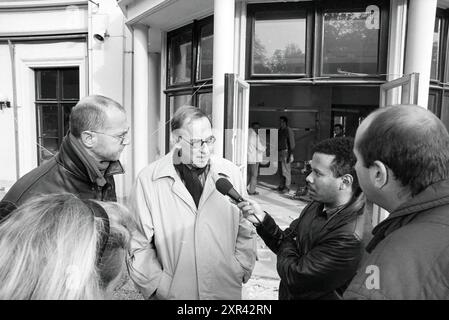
[127,152,257,300]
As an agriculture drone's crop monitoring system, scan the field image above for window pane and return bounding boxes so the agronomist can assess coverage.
[63,104,76,136]
[38,104,59,138]
[62,69,79,99]
[37,70,57,99]
[169,94,192,122]
[168,94,191,136]
[322,11,380,75]
[431,18,441,80]
[198,92,212,118]
[198,23,214,80]
[428,90,442,118]
[168,30,192,85]
[252,16,306,75]
[39,137,59,162]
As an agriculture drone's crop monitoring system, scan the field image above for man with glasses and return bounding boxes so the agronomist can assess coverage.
[128,105,257,300]
[0,95,129,219]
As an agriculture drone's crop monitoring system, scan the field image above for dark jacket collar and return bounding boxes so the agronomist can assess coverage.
[292,189,365,233]
[367,179,449,253]
[321,188,365,231]
[386,179,449,220]
[56,133,124,186]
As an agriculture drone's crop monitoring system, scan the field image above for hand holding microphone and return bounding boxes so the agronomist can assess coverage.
[215,178,266,225]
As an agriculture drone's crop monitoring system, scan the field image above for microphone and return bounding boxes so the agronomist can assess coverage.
[215,178,262,224]
[215,178,244,203]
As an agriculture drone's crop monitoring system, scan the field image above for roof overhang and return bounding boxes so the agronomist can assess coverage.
[117,0,213,31]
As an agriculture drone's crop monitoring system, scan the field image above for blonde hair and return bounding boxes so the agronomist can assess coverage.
[0,194,135,300]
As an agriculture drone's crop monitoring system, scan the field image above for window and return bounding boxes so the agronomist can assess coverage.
[429,8,449,129]
[322,11,380,75]
[198,22,214,80]
[247,3,312,78]
[431,17,442,80]
[317,0,388,77]
[246,0,388,79]
[165,16,213,149]
[168,28,193,86]
[252,11,306,75]
[35,68,79,164]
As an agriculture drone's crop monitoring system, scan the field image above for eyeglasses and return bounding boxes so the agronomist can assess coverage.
[90,129,130,145]
[180,135,216,148]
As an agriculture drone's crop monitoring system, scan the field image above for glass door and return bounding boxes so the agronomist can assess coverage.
[224,73,250,181]
[370,72,419,227]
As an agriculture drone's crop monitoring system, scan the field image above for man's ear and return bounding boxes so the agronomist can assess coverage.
[340,174,353,190]
[80,131,95,149]
[370,160,389,189]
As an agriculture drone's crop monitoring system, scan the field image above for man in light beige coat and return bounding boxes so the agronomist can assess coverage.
[127,106,257,300]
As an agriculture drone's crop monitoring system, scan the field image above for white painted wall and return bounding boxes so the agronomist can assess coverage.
[88,0,133,201]
[0,5,87,35]
[0,42,88,182]
[0,46,16,182]
[0,1,88,187]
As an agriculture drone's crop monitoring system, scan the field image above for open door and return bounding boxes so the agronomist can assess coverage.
[224,73,250,182]
[380,72,419,107]
[370,72,419,227]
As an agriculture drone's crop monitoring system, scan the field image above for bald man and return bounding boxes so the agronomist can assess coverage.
[344,105,449,299]
[1,95,129,221]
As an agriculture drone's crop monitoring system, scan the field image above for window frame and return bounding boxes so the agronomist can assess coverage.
[165,16,214,153]
[196,15,214,83]
[246,2,314,80]
[315,0,389,79]
[246,0,389,81]
[166,16,214,89]
[431,8,449,84]
[166,23,194,88]
[429,8,449,129]
[34,67,79,165]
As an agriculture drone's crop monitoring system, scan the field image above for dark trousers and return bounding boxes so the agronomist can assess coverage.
[278,149,291,188]
[247,163,260,193]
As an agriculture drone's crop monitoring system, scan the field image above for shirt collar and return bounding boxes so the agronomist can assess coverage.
[322,204,346,220]
[152,151,233,182]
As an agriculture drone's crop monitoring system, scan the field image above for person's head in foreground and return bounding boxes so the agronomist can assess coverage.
[306,137,359,209]
[0,193,136,299]
[171,105,215,168]
[353,104,449,212]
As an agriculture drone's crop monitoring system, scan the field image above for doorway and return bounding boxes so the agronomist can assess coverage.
[331,105,377,138]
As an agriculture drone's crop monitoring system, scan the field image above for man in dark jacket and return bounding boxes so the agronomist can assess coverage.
[238,137,368,299]
[276,116,295,193]
[0,95,129,221]
[345,105,449,300]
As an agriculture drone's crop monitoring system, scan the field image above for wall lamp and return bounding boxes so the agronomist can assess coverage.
[0,92,11,110]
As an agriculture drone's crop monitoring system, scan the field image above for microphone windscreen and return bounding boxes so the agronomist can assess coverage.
[215,178,234,196]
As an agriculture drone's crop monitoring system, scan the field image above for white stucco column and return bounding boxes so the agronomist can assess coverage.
[133,24,149,177]
[212,0,235,157]
[403,0,437,107]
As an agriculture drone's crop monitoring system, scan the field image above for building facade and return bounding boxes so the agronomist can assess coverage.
[0,0,133,199]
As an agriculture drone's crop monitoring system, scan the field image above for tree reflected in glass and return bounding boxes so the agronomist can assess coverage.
[322,11,379,75]
[252,18,306,75]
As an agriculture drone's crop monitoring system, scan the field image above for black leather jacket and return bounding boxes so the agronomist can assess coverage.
[0,134,124,221]
[256,190,368,300]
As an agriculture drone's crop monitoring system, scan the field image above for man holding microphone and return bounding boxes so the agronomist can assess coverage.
[238,137,369,299]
